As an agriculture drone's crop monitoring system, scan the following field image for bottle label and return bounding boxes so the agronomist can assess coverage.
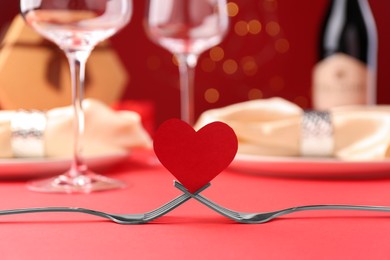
[312,53,368,110]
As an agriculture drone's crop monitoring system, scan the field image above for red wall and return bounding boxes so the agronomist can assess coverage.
[1,1,390,125]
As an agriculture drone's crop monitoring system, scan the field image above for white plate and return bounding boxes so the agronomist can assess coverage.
[0,152,129,179]
[230,154,390,179]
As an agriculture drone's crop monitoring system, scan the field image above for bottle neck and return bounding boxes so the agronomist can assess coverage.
[320,0,369,62]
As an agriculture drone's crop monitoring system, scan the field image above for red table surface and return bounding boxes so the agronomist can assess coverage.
[1,151,390,259]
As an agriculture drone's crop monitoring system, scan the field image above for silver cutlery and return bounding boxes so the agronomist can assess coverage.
[0,183,210,224]
[174,181,390,224]
[3,180,389,224]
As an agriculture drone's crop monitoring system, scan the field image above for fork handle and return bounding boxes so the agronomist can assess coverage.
[273,204,390,218]
[0,207,116,221]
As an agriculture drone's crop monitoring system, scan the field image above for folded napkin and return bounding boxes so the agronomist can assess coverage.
[0,99,152,158]
[195,98,390,161]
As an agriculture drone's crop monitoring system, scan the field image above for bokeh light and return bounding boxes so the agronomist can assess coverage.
[209,46,225,62]
[275,38,290,53]
[240,56,258,76]
[265,21,280,36]
[171,55,178,66]
[227,2,239,17]
[248,19,262,34]
[234,20,248,36]
[204,88,220,103]
[293,96,309,108]
[223,59,238,74]
[248,88,263,100]
[262,0,278,12]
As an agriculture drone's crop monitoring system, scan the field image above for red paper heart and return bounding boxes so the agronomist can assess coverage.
[153,119,238,193]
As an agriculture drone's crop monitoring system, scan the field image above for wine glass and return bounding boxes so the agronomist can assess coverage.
[145,0,229,125]
[20,0,132,193]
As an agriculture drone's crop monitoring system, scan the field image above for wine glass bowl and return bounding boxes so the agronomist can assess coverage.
[20,0,133,193]
[145,0,229,124]
[22,5,131,51]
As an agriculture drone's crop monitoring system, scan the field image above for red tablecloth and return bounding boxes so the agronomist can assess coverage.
[1,151,390,259]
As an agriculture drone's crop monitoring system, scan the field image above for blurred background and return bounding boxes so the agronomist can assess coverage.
[1,0,389,127]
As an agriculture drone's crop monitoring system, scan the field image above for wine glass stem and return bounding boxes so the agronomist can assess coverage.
[176,53,198,125]
[65,50,91,177]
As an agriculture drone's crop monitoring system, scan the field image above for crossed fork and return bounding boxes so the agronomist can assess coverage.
[1,181,390,224]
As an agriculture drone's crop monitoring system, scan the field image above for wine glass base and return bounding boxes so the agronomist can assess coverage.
[27,171,126,193]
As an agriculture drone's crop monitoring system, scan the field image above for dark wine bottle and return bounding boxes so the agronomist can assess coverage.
[312,0,377,110]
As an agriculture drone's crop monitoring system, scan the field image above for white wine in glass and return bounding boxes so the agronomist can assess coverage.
[20,0,133,193]
[145,0,229,125]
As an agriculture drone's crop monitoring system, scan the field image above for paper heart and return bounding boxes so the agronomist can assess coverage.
[153,119,238,193]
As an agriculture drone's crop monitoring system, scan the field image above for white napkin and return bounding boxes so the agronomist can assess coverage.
[0,99,152,158]
[195,98,390,161]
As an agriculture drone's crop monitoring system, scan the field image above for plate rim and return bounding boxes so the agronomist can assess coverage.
[230,153,390,178]
[0,151,129,178]
[234,153,390,164]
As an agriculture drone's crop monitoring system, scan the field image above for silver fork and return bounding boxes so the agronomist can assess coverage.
[0,183,210,224]
[175,181,390,224]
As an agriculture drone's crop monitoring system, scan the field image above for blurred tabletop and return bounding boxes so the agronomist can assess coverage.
[1,150,390,259]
